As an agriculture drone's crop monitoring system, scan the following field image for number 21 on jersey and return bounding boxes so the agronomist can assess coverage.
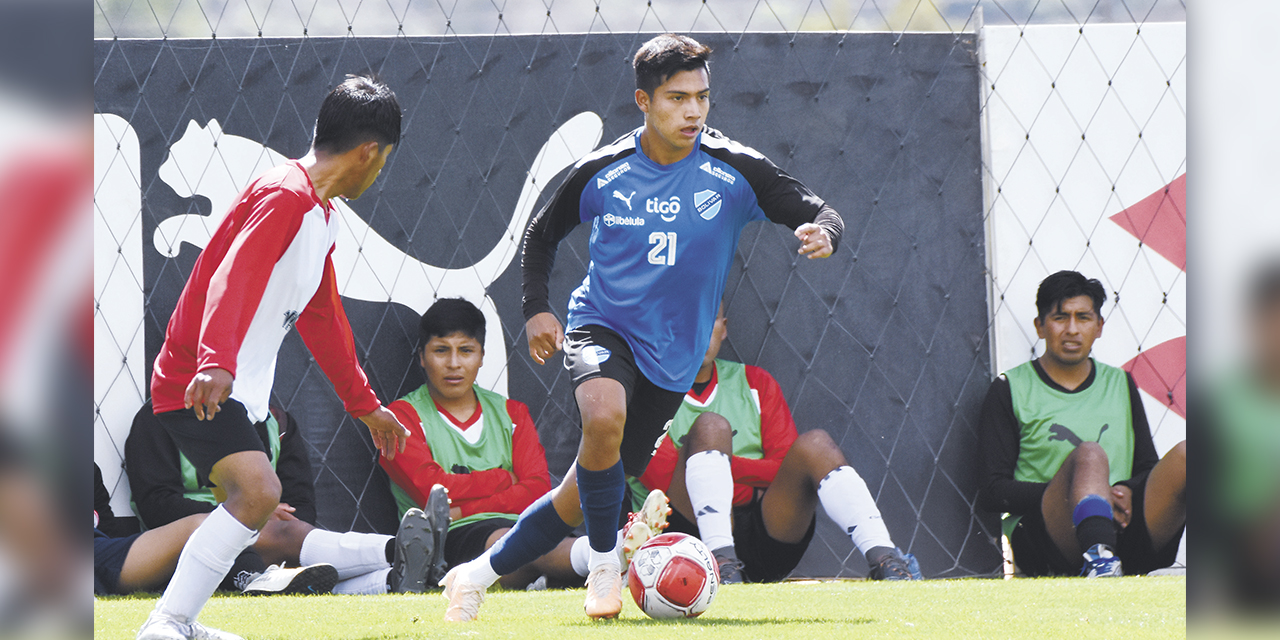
[648,231,677,266]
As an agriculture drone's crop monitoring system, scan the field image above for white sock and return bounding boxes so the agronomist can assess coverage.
[299,529,393,580]
[571,530,626,577]
[333,567,390,595]
[570,536,591,576]
[818,466,894,556]
[685,450,735,552]
[588,545,621,573]
[154,505,258,623]
[462,551,502,588]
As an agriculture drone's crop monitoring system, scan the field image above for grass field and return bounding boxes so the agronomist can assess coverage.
[95,576,1185,639]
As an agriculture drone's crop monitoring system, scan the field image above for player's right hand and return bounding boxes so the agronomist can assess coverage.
[526,312,564,365]
[185,367,233,421]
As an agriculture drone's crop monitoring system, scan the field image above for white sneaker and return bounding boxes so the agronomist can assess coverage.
[583,564,623,620]
[240,563,338,595]
[137,611,245,640]
[440,566,486,622]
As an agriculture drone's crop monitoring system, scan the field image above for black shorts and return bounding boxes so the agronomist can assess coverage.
[94,529,140,595]
[154,399,267,488]
[563,325,686,478]
[444,517,517,568]
[1010,474,1183,576]
[664,489,815,583]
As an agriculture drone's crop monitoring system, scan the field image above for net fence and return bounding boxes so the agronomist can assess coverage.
[94,0,1186,579]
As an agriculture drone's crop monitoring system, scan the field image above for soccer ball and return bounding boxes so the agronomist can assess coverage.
[626,532,720,619]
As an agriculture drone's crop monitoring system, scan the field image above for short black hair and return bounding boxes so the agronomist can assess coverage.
[312,74,401,154]
[1249,261,1280,315]
[418,298,485,353]
[1035,270,1107,320]
[633,34,712,95]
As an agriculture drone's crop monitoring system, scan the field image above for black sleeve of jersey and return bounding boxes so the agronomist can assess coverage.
[272,408,317,526]
[977,376,1049,515]
[522,150,632,320]
[1116,372,1159,489]
[124,402,215,528]
[702,136,843,253]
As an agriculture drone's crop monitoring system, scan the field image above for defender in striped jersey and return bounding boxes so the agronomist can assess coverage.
[441,34,844,622]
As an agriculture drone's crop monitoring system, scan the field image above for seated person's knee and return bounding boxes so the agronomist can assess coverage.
[686,412,733,453]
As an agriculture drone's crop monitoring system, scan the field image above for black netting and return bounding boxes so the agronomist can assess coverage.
[94,0,1187,580]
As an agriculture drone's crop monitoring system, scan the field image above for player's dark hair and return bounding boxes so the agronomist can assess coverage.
[312,74,401,154]
[633,34,712,95]
[1036,270,1107,320]
[1249,261,1280,315]
[418,298,485,353]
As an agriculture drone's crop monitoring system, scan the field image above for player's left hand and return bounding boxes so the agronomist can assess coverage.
[794,222,833,259]
[360,405,411,461]
[1110,484,1133,529]
[185,367,233,420]
[271,503,299,521]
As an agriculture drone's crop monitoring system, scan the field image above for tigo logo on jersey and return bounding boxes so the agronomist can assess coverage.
[699,161,736,185]
[603,212,645,227]
[583,345,612,366]
[596,162,631,189]
[647,196,681,222]
[694,190,722,221]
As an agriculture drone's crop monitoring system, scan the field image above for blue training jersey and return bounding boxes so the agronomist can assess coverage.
[522,125,841,392]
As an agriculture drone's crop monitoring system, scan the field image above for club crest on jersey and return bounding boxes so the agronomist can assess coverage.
[583,345,612,366]
[613,190,636,211]
[647,196,681,222]
[282,310,301,331]
[603,212,645,227]
[596,162,631,189]
[694,190,722,220]
[699,161,736,185]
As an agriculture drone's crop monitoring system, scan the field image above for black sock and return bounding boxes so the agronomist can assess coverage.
[386,538,396,564]
[712,545,740,563]
[1074,515,1118,552]
[865,545,895,567]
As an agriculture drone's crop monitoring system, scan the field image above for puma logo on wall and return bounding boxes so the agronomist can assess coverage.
[154,114,604,394]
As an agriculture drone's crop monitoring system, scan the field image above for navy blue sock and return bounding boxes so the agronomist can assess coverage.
[1072,494,1117,552]
[577,460,625,553]
[488,492,574,576]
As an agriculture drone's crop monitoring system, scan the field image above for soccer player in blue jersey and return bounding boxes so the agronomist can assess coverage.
[440,34,843,621]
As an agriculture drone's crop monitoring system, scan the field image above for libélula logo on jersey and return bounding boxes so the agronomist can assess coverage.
[699,161,736,185]
[596,162,632,189]
[583,345,612,366]
[647,196,681,222]
[603,212,646,227]
[694,190,722,221]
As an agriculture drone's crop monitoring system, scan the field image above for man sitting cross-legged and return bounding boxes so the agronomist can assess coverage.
[631,308,920,583]
[978,270,1186,577]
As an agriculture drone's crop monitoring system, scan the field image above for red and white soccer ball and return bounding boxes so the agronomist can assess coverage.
[626,532,720,619]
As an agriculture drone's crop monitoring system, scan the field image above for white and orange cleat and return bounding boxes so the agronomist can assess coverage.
[583,564,624,620]
[621,489,671,566]
[440,566,486,622]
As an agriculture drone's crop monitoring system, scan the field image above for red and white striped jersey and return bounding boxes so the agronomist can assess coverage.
[151,160,379,423]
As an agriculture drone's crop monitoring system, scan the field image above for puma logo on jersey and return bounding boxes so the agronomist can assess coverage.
[1047,423,1110,447]
[613,190,636,210]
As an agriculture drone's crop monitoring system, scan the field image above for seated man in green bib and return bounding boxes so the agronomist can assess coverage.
[978,270,1186,577]
[381,298,587,589]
